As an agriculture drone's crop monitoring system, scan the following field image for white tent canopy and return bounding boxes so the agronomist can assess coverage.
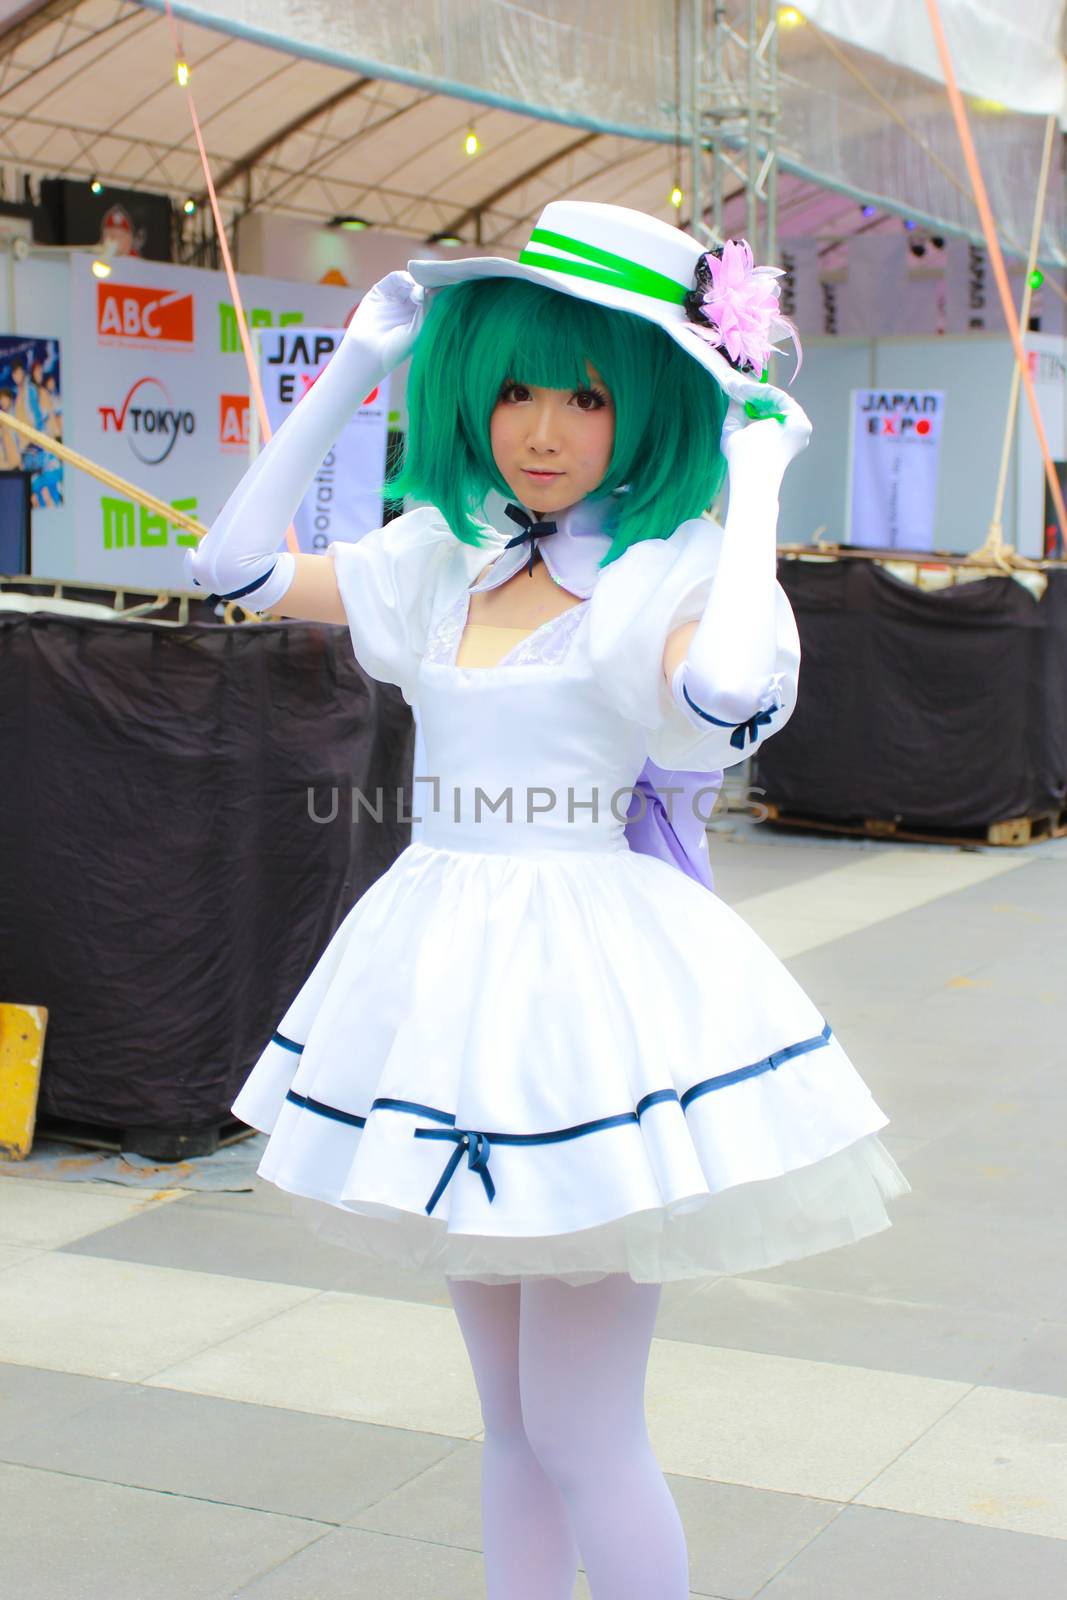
[0,1,1063,264]
[801,0,1067,123]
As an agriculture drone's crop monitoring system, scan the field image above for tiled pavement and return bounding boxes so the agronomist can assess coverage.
[1,819,1065,1599]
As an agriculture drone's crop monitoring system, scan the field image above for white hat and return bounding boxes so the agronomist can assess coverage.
[407,199,799,418]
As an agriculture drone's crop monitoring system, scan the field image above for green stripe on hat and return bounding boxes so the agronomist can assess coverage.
[518,228,688,306]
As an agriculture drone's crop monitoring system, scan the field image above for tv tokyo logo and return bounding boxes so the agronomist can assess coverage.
[99,377,195,464]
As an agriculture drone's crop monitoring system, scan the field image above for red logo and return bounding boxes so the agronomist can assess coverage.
[97,284,195,347]
[220,393,250,449]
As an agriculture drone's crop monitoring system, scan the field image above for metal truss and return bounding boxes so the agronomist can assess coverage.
[686,0,780,260]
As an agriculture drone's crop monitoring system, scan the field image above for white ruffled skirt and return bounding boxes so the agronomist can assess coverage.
[232,839,910,1285]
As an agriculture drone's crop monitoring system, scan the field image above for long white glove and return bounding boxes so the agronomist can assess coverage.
[671,381,812,735]
[184,271,425,609]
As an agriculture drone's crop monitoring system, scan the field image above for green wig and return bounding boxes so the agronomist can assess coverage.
[389,277,729,569]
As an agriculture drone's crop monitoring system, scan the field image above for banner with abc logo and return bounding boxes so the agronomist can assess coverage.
[256,328,390,553]
[847,389,945,550]
[68,252,357,586]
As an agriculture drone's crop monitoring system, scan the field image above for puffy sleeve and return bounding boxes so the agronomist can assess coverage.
[587,515,801,771]
[327,506,462,706]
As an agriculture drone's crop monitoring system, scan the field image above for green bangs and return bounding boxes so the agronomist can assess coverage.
[390,276,728,566]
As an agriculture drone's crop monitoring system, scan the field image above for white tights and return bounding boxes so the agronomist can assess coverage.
[446,1272,690,1599]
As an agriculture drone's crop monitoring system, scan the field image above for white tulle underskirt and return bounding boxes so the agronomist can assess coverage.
[278,1131,908,1287]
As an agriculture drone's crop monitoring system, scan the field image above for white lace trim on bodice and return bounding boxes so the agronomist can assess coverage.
[424,591,589,669]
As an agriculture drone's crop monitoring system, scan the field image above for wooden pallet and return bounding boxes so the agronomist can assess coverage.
[760,803,1067,849]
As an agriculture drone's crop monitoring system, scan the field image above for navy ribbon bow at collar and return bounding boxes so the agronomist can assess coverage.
[503,502,559,576]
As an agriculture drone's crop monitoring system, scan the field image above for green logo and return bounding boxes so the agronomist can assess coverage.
[219,303,304,353]
[102,494,199,550]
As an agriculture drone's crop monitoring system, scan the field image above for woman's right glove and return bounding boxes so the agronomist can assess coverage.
[184,271,425,609]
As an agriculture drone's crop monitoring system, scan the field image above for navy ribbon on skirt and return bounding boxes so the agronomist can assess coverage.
[414,1127,496,1214]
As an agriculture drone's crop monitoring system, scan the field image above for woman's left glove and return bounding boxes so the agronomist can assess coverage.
[671,382,812,734]
[184,271,425,609]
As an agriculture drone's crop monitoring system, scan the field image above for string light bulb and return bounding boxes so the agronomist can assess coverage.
[1029,268,1045,289]
[89,177,103,195]
[183,198,197,215]
[670,184,683,209]
[779,6,803,25]
[176,60,190,88]
[464,128,480,157]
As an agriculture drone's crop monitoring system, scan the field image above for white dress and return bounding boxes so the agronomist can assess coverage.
[231,504,910,1285]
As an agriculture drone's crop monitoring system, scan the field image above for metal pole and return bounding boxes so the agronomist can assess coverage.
[746,0,758,244]
[689,0,703,239]
[766,0,779,263]
[711,2,724,237]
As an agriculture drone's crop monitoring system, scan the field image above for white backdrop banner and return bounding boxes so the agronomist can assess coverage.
[257,327,390,551]
[847,388,945,549]
[67,253,356,585]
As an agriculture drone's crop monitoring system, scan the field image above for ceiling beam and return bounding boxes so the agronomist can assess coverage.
[0,0,81,57]
[439,130,600,238]
[199,75,374,202]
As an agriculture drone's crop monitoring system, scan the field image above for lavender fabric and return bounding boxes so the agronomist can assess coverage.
[625,761,722,894]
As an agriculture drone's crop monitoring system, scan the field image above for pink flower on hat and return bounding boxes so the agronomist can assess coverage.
[683,238,801,379]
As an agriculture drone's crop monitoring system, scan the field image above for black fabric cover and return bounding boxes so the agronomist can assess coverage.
[0,612,414,1133]
[754,561,1067,827]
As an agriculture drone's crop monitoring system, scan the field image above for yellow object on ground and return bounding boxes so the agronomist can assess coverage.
[0,1004,49,1160]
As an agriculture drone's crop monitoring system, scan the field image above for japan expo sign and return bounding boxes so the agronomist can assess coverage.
[68,252,355,586]
[846,389,945,551]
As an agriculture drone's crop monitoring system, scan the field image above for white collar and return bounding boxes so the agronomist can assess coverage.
[468,493,619,600]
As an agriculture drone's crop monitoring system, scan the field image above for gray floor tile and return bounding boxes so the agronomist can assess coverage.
[757,1501,1067,1597]
[707,845,847,903]
[0,1362,138,1449]
[981,1320,1067,1400]
[348,1436,847,1600]
[349,1438,483,1547]
[654,1277,1038,1386]
[668,1475,842,1600]
[231,1523,486,1598]
[60,1193,452,1306]
[1,1382,463,1522]
[0,1460,325,1600]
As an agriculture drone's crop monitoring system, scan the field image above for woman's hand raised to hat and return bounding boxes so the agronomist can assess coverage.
[182,272,425,623]
[341,270,426,379]
[720,387,812,487]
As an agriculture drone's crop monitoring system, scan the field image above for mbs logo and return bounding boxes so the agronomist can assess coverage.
[97,284,195,347]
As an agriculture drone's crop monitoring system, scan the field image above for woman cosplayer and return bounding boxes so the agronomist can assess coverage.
[190,202,909,1598]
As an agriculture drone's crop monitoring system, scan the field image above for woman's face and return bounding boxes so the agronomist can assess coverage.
[489,361,615,515]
